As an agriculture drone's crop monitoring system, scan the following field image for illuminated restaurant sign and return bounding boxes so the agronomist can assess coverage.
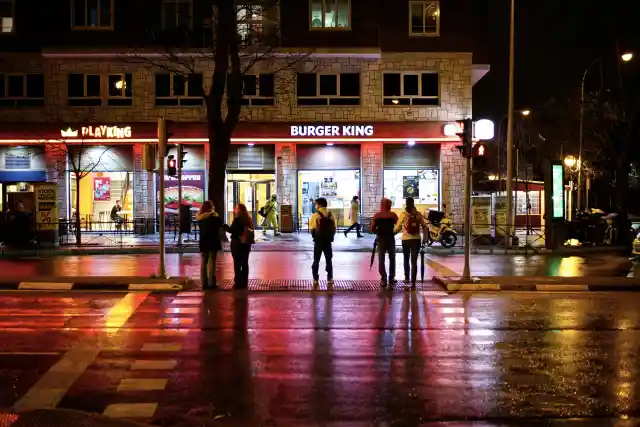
[61,125,132,139]
[290,125,374,137]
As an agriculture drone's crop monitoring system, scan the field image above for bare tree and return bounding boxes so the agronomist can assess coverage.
[125,0,309,211]
[44,131,111,245]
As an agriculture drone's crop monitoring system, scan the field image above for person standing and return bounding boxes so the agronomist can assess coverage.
[261,194,280,236]
[310,197,336,288]
[196,201,223,290]
[344,195,363,238]
[371,198,398,287]
[224,203,254,289]
[393,197,427,288]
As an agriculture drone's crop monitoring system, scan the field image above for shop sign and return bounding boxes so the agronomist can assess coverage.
[35,184,58,231]
[551,164,564,219]
[290,125,374,137]
[61,125,132,139]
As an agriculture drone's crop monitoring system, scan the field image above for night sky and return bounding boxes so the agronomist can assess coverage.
[473,0,640,121]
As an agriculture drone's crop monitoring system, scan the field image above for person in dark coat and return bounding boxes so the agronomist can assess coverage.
[195,200,223,290]
[224,203,254,289]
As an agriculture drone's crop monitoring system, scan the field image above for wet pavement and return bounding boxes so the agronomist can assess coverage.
[3,290,640,425]
[0,252,637,282]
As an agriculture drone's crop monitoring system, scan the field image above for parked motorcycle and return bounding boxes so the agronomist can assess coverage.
[425,210,457,248]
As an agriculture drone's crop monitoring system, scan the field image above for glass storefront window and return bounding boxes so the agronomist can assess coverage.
[384,169,439,214]
[226,173,275,226]
[70,171,133,229]
[298,169,360,227]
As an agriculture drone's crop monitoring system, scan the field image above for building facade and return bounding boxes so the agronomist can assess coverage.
[0,0,488,229]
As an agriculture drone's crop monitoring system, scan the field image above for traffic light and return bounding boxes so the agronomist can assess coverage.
[167,155,177,176]
[157,118,175,158]
[473,142,486,157]
[455,118,473,158]
[178,144,187,168]
[472,142,488,170]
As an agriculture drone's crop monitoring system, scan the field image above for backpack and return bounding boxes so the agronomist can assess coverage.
[315,211,336,242]
[240,225,255,245]
[405,212,421,235]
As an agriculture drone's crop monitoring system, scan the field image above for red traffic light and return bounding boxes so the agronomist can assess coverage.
[168,159,176,168]
[477,144,485,156]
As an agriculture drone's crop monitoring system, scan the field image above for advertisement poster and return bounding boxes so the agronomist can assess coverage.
[164,171,205,214]
[493,195,508,237]
[93,177,111,201]
[551,164,564,219]
[403,176,420,198]
[35,184,58,231]
[320,176,337,197]
[471,196,492,235]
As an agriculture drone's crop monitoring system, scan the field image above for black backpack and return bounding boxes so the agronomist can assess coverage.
[315,211,336,242]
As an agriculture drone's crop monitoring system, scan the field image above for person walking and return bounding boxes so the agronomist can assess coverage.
[261,194,280,236]
[310,197,336,288]
[195,200,223,290]
[224,203,255,289]
[393,197,427,288]
[344,195,363,238]
[371,198,398,287]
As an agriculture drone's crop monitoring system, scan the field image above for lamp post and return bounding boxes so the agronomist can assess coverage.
[577,52,633,212]
[505,0,516,250]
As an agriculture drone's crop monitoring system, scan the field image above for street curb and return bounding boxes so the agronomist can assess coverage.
[0,279,188,292]
[433,276,640,292]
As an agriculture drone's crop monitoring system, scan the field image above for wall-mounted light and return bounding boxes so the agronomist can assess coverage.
[326,143,334,146]
[407,140,416,146]
[247,143,255,147]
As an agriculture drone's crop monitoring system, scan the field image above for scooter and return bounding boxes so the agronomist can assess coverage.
[425,210,457,248]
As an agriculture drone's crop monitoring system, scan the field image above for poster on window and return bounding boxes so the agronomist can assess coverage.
[403,176,420,198]
[93,177,111,201]
[320,176,337,197]
[164,171,205,214]
[471,196,491,235]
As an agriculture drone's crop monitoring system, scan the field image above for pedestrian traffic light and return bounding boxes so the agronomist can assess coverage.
[167,155,177,176]
[474,142,486,157]
[472,142,488,170]
[455,118,473,158]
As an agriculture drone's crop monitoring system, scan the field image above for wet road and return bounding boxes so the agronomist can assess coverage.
[3,290,640,425]
[0,252,637,280]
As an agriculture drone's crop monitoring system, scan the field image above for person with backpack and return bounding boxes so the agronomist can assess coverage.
[196,200,223,290]
[309,197,336,287]
[260,194,280,236]
[224,203,255,289]
[371,198,399,287]
[393,197,427,288]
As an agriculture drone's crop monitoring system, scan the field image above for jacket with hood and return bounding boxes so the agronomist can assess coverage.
[310,207,336,243]
[196,210,223,252]
[394,208,427,240]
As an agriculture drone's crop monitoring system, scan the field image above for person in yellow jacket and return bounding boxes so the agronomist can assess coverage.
[393,197,428,287]
[261,194,280,236]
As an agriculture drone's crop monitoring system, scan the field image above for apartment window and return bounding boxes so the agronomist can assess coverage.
[107,73,132,106]
[237,73,275,106]
[0,74,44,107]
[155,73,203,106]
[310,0,350,29]
[72,0,113,29]
[162,0,192,30]
[68,74,102,106]
[409,1,439,36]
[237,4,263,45]
[0,0,13,33]
[296,73,359,106]
[383,72,439,106]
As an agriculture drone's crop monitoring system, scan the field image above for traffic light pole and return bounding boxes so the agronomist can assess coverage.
[157,118,168,279]
[462,136,473,282]
[177,144,183,246]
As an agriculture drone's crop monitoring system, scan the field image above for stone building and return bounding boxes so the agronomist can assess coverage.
[0,0,488,230]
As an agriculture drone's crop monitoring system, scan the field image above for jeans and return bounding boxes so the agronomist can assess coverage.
[312,241,333,280]
[402,239,421,283]
[345,222,361,235]
[201,250,218,288]
[377,239,396,282]
[231,241,251,288]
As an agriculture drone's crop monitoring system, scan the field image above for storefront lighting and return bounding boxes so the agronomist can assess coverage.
[488,174,497,181]
[326,143,334,146]
[247,143,255,147]
[407,140,416,146]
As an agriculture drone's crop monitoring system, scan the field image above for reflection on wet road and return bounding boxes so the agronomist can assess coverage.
[2,290,640,425]
[0,252,637,280]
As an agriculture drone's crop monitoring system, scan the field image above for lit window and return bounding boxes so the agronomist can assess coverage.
[107,73,133,107]
[71,0,114,29]
[310,0,350,29]
[0,0,13,33]
[409,1,439,36]
[237,4,264,45]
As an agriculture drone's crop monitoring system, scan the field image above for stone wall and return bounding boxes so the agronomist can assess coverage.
[44,143,68,219]
[0,52,472,124]
[440,143,466,225]
[361,142,383,217]
[275,143,296,226]
[133,144,154,219]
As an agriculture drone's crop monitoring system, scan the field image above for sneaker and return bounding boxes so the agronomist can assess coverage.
[327,279,334,288]
[313,280,319,288]
[380,280,388,288]
[344,231,348,237]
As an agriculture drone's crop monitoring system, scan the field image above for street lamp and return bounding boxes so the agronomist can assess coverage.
[564,155,577,169]
[577,52,633,212]
[521,109,531,116]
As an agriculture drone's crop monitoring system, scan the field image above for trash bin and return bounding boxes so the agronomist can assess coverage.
[180,204,192,234]
[280,204,293,233]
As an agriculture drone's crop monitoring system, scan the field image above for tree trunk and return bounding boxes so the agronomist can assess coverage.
[75,177,81,245]
[208,134,229,216]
